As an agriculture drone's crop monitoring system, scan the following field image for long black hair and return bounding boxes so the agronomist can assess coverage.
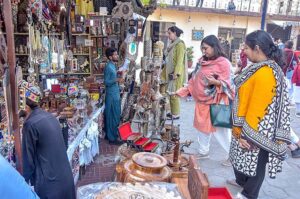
[245,30,284,67]
[168,26,184,37]
[201,35,227,60]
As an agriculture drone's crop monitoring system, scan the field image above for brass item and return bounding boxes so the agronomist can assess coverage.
[122,152,172,183]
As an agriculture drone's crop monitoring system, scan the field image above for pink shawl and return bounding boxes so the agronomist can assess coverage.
[187,56,233,105]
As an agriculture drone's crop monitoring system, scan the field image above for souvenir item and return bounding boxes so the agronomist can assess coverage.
[71,58,78,72]
[112,1,134,19]
[95,183,182,199]
[121,152,171,183]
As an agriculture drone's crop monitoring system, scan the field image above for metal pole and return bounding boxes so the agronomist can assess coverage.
[3,0,22,174]
[260,0,268,30]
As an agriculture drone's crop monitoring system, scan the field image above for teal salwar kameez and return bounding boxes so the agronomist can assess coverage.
[104,61,121,142]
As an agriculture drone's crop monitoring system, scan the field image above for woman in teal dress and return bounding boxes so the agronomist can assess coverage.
[104,48,122,144]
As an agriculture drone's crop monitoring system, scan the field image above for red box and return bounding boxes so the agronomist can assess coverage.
[208,187,233,199]
[119,122,142,142]
[51,84,61,93]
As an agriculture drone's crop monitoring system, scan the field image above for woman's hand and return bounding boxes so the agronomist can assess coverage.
[239,138,251,149]
[205,75,221,86]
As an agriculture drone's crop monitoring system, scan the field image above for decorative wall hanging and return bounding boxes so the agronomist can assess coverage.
[112,1,134,20]
[192,29,204,41]
[131,0,157,17]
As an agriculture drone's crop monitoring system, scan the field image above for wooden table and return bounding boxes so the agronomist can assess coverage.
[172,177,191,199]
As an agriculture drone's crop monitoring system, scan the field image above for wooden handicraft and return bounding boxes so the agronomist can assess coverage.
[188,155,209,199]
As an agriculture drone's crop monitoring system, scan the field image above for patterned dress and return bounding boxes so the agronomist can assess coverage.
[230,60,290,178]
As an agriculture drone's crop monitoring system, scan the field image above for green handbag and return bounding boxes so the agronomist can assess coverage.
[210,102,233,129]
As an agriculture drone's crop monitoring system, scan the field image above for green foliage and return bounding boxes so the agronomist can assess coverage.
[158,1,167,8]
[186,46,194,61]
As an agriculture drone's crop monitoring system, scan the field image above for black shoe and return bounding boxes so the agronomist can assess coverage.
[166,115,180,120]
[166,113,172,117]
[108,140,123,145]
[291,147,300,158]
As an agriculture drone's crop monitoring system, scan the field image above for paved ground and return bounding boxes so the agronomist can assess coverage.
[77,139,118,187]
[176,99,300,199]
[78,99,300,198]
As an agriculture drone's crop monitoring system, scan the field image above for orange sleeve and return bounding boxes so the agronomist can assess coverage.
[245,66,276,131]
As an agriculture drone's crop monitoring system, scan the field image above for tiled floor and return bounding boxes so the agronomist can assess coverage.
[76,139,119,187]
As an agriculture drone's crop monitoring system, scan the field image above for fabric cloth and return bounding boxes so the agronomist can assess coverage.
[234,149,269,199]
[296,103,300,114]
[239,49,248,70]
[230,60,290,178]
[197,127,231,154]
[292,64,300,86]
[290,128,300,144]
[0,154,39,199]
[176,56,234,133]
[76,0,94,17]
[283,48,299,75]
[161,38,187,115]
[104,61,121,142]
[286,70,294,100]
[22,107,75,199]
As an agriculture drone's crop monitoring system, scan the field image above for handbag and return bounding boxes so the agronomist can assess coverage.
[210,101,232,129]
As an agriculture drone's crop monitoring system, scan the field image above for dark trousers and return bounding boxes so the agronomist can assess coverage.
[234,149,269,199]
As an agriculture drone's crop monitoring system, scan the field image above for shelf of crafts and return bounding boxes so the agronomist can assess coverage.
[90,34,118,38]
[15,54,29,56]
[14,32,29,35]
[67,106,104,162]
[1,32,29,35]
[73,54,90,56]
[71,33,90,36]
[90,35,108,38]
[39,73,91,76]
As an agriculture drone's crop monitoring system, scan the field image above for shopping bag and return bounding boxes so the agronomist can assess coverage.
[210,102,232,129]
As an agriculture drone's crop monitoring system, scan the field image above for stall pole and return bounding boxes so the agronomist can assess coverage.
[3,0,22,174]
[260,0,268,30]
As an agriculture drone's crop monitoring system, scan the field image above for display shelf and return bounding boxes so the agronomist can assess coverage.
[90,35,107,38]
[67,106,104,161]
[48,33,61,36]
[1,32,29,35]
[15,54,29,56]
[71,33,89,36]
[14,32,29,35]
[73,54,90,56]
[40,73,91,76]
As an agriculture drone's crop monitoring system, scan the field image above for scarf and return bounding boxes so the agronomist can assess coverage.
[187,57,234,104]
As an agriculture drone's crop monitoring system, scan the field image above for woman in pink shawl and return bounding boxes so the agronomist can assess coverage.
[176,35,234,161]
